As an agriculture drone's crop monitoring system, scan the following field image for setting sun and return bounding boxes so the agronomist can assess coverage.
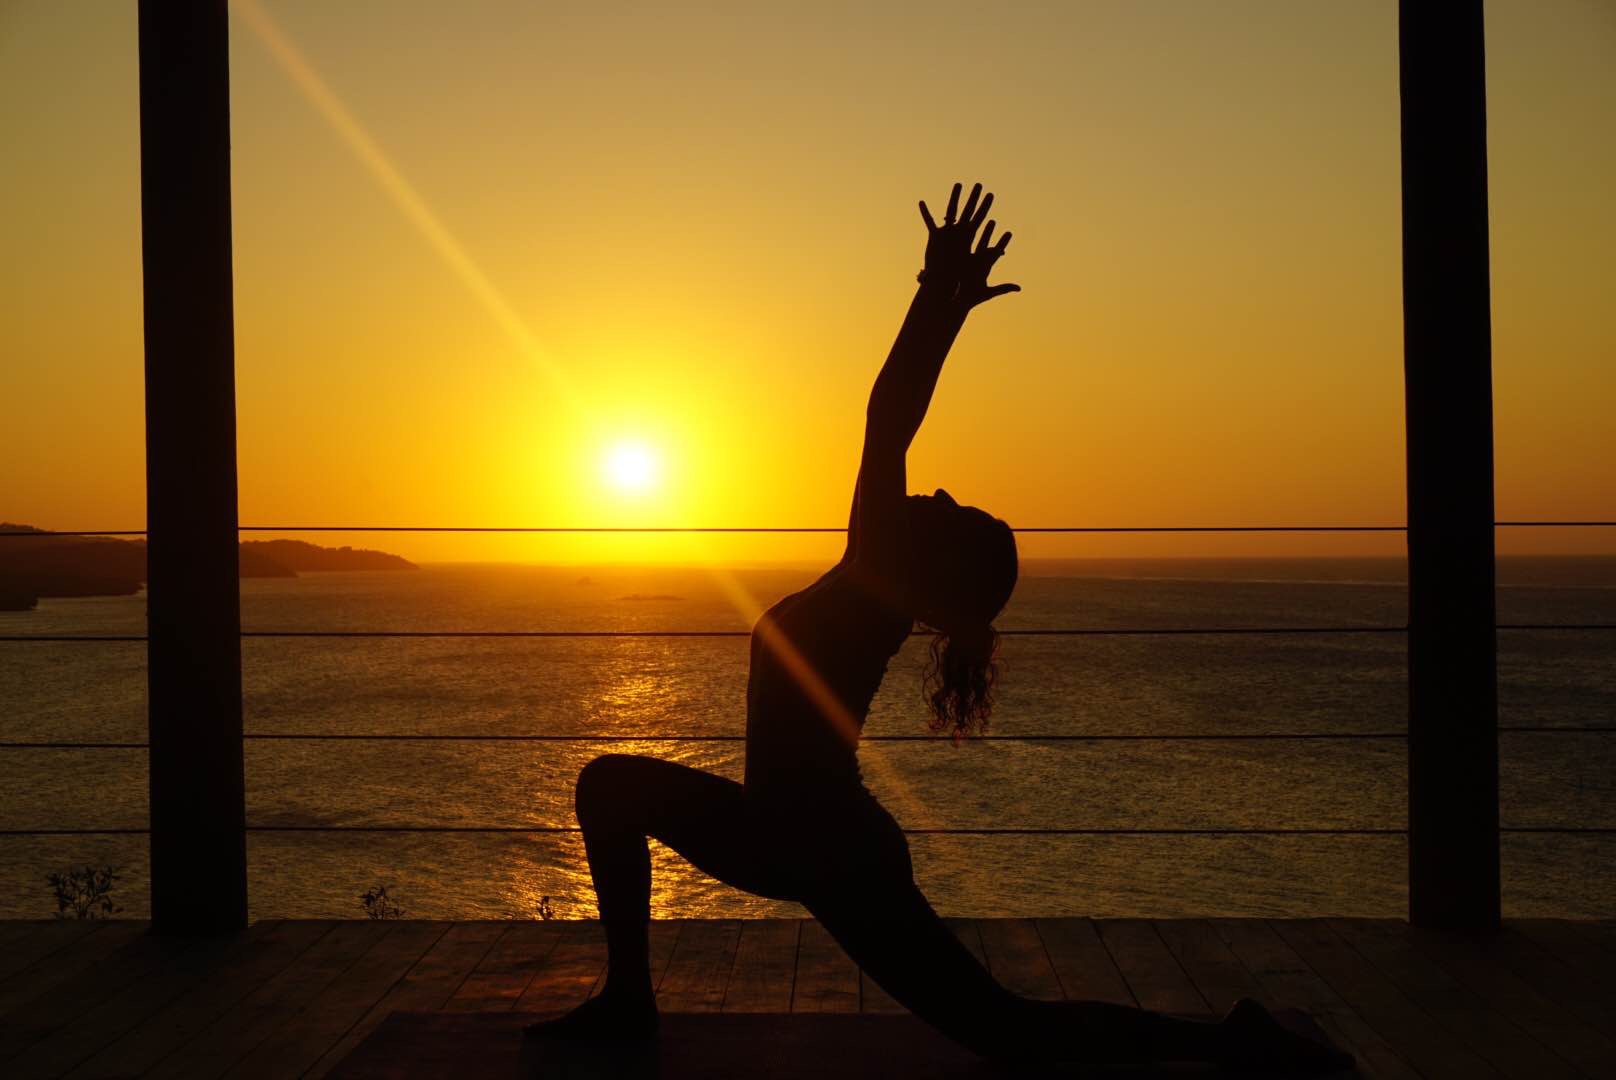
[602,440,661,495]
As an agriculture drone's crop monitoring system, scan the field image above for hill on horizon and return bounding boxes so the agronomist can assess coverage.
[0,524,416,611]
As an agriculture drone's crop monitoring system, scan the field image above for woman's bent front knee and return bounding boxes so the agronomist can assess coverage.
[574,753,647,826]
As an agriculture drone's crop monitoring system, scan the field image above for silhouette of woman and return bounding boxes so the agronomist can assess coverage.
[528,184,1349,1072]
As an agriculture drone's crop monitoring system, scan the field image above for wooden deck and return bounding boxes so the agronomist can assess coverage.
[0,918,1611,1078]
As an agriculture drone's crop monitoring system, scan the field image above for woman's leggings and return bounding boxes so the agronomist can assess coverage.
[571,753,1218,1064]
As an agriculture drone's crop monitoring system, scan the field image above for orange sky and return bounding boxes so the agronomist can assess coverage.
[1,1,1612,563]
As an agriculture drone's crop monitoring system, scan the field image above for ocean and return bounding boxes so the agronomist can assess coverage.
[1,558,1612,920]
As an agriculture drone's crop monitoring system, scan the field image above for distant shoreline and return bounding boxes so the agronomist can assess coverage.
[0,525,417,611]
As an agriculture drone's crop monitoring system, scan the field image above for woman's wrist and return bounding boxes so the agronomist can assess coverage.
[914,274,961,308]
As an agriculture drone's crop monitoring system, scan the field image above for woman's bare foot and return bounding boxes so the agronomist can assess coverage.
[523,984,659,1042]
[1217,998,1355,1073]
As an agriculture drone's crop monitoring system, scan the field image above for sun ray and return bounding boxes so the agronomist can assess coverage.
[231,0,585,416]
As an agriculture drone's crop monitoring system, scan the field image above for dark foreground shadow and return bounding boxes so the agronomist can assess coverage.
[327,1011,1356,1079]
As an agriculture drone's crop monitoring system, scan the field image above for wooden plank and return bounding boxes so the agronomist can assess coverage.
[0,923,195,1063]
[1154,919,1263,1015]
[143,919,391,1080]
[790,920,858,1014]
[289,921,496,1080]
[0,919,107,982]
[977,918,1062,1001]
[7,930,248,1078]
[722,919,798,1013]
[1478,924,1616,1041]
[1557,918,1616,989]
[1034,918,1135,1006]
[0,922,45,950]
[1572,919,1616,955]
[1095,919,1208,1016]
[647,918,683,992]
[1211,918,1419,1080]
[0,920,149,1018]
[65,920,332,1079]
[236,920,450,1080]
[442,920,565,1012]
[1271,918,1502,1080]
[657,919,741,1012]
[512,920,607,1013]
[1410,925,1616,1079]
[1333,918,1581,1080]
[1512,920,1616,998]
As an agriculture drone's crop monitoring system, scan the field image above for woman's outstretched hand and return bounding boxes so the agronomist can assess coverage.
[918,181,1020,309]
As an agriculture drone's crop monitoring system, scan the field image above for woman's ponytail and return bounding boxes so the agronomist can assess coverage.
[923,621,1001,742]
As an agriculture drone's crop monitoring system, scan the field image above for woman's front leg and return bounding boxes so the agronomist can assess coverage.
[576,753,801,974]
[529,753,795,1040]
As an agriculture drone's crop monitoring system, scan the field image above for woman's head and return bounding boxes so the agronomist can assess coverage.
[902,489,1018,740]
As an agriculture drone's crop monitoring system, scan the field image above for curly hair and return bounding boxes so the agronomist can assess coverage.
[922,623,1001,742]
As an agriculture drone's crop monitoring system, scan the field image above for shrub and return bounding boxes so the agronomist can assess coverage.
[48,865,122,919]
[360,883,404,919]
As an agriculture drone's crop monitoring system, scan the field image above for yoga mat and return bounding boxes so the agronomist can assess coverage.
[327,1010,1350,1079]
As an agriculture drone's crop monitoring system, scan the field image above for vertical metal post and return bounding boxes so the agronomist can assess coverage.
[1399,2,1500,929]
[139,0,247,934]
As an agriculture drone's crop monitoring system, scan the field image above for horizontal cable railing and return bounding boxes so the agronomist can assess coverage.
[3,826,1610,836]
[1,627,1417,642]
[9,625,1616,643]
[4,727,1613,751]
[3,520,1615,537]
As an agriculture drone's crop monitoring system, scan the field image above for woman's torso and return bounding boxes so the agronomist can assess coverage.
[743,561,911,809]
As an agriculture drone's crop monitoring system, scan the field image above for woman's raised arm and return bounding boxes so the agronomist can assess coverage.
[847,182,1018,568]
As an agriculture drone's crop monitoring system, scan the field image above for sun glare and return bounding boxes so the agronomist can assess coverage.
[603,441,660,495]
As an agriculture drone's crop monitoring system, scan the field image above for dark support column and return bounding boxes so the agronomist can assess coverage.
[139,0,247,934]
[1399,2,1500,929]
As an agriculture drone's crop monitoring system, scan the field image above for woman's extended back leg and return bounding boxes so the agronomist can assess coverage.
[810,881,1219,1065]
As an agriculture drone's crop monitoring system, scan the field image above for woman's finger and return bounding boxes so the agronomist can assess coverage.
[919,200,938,232]
[959,182,982,226]
[977,220,997,254]
[944,182,962,224]
[984,282,1021,300]
[973,191,994,228]
[994,231,1013,254]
